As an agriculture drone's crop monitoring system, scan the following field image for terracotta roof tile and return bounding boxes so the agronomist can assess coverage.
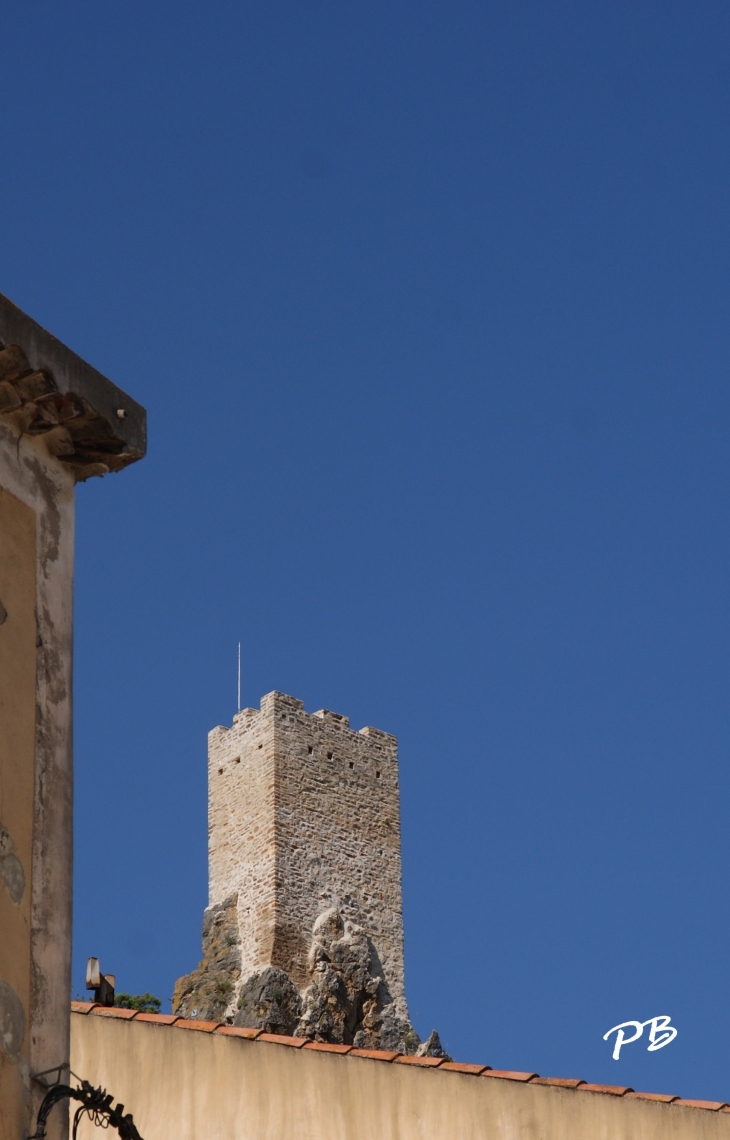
[70,1001,97,1015]
[482,1070,537,1082]
[394,1055,444,1068]
[533,1077,585,1089]
[675,1099,728,1111]
[91,1007,137,1020]
[626,1091,678,1104]
[174,1019,220,1033]
[258,1033,307,1048]
[439,1063,489,1075]
[216,1026,262,1040]
[578,1084,631,1097]
[134,1013,180,1025]
[303,1041,352,1054]
[349,1048,399,1062]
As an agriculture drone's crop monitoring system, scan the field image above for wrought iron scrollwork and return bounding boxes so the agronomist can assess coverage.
[29,1079,144,1139]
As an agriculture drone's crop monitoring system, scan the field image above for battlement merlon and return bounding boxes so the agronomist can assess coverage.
[209,691,399,752]
[0,292,146,480]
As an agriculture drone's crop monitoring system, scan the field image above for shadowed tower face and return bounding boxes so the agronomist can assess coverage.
[175,691,419,1052]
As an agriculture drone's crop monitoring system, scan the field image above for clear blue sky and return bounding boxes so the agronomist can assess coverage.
[2,0,730,1101]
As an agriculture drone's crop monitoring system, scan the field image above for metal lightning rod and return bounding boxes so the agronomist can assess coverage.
[237,642,241,712]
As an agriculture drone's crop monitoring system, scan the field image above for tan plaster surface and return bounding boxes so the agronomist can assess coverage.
[0,486,36,1139]
[0,425,75,1140]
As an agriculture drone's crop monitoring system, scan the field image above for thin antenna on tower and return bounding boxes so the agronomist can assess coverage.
[237,642,241,712]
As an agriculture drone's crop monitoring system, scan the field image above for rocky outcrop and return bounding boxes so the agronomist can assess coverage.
[172,893,241,1021]
[294,909,380,1045]
[416,1030,451,1061]
[293,909,423,1053]
[173,903,449,1057]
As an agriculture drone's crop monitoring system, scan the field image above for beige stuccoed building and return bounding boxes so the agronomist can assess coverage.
[0,294,145,1140]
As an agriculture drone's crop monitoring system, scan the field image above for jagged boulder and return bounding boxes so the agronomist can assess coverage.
[295,909,377,1043]
[416,1029,452,1060]
[294,908,420,1053]
[361,1000,421,1054]
[234,967,302,1035]
[172,893,241,1021]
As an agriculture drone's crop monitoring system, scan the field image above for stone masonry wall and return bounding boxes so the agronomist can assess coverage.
[271,693,404,1001]
[211,691,405,1005]
[208,705,277,978]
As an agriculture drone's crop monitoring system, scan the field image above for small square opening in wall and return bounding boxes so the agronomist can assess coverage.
[327,751,333,760]
[258,743,263,749]
[218,768,224,775]
[376,771,381,778]
[308,745,313,754]
[349,761,354,769]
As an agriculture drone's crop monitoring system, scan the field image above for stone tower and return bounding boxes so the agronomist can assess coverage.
[174,691,437,1054]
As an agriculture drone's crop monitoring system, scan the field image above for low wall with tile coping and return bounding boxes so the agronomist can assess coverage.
[70,1004,730,1140]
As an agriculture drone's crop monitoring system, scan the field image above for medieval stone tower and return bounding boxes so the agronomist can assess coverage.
[173,691,441,1055]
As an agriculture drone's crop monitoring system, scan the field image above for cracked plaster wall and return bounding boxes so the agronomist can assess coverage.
[0,423,74,1140]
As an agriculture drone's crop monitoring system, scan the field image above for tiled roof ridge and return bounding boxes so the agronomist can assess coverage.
[70,1003,729,1114]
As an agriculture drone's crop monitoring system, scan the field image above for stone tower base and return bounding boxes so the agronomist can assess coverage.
[172,896,446,1055]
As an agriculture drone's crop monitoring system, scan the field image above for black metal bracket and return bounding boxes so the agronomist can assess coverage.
[29,1079,144,1140]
